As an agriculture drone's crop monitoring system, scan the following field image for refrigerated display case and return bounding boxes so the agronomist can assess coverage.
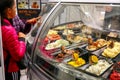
[26,1,120,80]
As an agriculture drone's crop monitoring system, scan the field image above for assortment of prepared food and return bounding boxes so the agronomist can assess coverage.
[53,21,83,31]
[110,62,120,80]
[63,29,74,35]
[45,39,69,50]
[54,46,75,60]
[39,21,120,78]
[107,32,118,38]
[67,35,88,43]
[81,25,92,34]
[86,38,107,51]
[67,52,86,67]
[54,46,86,62]
[68,57,86,67]
[44,22,90,50]
[102,41,120,58]
[86,60,112,76]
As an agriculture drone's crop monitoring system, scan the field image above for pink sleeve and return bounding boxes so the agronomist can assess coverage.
[2,26,26,61]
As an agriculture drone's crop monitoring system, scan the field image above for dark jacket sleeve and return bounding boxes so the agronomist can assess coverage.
[23,22,31,34]
[20,17,32,34]
[13,15,31,34]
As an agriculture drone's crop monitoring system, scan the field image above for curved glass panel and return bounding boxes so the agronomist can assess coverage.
[32,2,120,80]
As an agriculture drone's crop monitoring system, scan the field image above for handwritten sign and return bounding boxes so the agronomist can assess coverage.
[17,0,41,19]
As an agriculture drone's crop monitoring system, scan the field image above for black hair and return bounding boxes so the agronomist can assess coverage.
[0,0,14,15]
[0,0,14,24]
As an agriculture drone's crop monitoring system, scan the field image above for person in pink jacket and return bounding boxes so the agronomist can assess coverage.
[0,0,26,80]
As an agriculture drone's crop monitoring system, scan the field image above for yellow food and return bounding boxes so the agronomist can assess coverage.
[76,58,86,65]
[68,58,85,67]
[73,53,79,61]
[47,29,58,35]
[102,42,120,58]
[87,45,97,51]
[90,55,98,63]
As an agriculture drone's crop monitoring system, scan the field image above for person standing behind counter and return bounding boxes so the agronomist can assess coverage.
[104,6,120,30]
[0,0,26,80]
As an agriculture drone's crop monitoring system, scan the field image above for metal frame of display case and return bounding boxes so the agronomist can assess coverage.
[26,1,120,80]
[0,14,5,80]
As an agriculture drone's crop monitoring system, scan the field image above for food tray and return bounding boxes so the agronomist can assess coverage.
[64,53,94,68]
[100,42,120,59]
[52,21,84,31]
[85,45,107,52]
[106,36,120,42]
[84,58,113,77]
[90,46,107,56]
[100,51,120,59]
[51,47,88,56]
[112,54,120,62]
[52,47,88,62]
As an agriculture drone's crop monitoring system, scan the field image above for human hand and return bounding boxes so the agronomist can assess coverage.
[18,32,26,38]
[26,16,41,24]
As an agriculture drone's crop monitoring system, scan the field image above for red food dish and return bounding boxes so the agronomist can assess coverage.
[110,71,120,80]
[110,62,120,80]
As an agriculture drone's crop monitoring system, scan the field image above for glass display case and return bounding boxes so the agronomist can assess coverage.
[27,1,120,80]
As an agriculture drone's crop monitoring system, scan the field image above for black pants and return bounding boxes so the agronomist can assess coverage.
[5,71,20,80]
